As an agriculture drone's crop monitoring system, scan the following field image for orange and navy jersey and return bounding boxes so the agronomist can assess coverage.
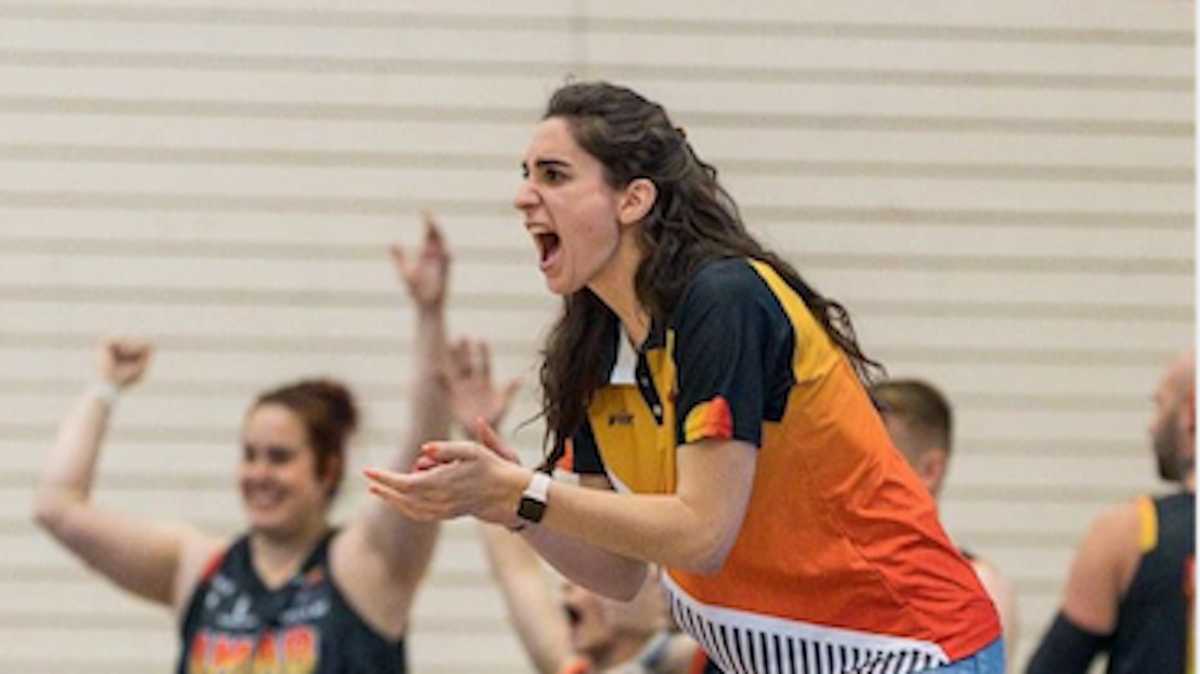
[178,530,407,674]
[560,258,1000,674]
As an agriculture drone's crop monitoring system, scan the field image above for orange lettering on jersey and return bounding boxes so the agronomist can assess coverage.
[188,631,211,674]
[212,634,252,673]
[282,626,318,674]
[252,631,279,674]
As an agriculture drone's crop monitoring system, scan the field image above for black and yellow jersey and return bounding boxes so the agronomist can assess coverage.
[559,258,1000,674]
[1107,491,1195,674]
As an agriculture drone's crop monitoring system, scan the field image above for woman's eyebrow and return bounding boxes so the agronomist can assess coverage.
[534,158,570,170]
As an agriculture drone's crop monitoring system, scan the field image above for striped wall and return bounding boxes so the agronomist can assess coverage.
[0,1,1192,672]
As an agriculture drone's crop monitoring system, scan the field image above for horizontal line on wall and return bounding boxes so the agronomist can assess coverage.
[953,530,1094,547]
[0,424,400,445]
[0,610,506,633]
[873,346,1177,366]
[755,206,1194,230]
[0,659,169,674]
[588,18,1194,46]
[960,438,1147,457]
[0,559,491,588]
[0,379,1152,413]
[0,49,1190,92]
[3,237,1192,275]
[0,660,518,674]
[2,143,1190,184]
[0,95,1189,137]
[0,516,239,537]
[943,483,1142,503]
[0,448,1161,496]
[0,4,1189,46]
[2,520,491,544]
[1,287,1190,323]
[0,191,1191,230]
[0,436,1151,470]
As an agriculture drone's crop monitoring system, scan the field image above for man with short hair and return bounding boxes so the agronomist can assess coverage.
[872,379,1020,671]
[1026,350,1195,674]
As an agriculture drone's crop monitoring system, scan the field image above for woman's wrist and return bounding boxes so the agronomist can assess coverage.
[89,380,120,406]
[497,464,537,530]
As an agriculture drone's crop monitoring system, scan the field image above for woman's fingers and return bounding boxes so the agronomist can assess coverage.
[420,441,484,464]
[365,465,478,521]
[412,454,440,472]
[477,421,520,464]
[367,481,443,521]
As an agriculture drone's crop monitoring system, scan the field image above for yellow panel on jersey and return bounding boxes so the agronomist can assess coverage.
[566,258,1000,674]
[1136,494,1159,553]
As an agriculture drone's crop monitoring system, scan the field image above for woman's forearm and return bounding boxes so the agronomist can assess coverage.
[34,388,114,529]
[535,483,733,577]
[525,439,755,579]
[521,519,649,601]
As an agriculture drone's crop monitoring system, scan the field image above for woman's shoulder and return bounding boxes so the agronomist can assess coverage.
[678,257,772,308]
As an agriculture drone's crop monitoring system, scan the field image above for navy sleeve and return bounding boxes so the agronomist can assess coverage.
[672,259,776,448]
[1025,612,1109,674]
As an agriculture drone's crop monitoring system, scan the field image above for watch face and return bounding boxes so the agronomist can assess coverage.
[518,496,547,523]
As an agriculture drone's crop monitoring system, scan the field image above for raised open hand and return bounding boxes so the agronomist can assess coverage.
[96,337,154,389]
[443,338,521,435]
[390,210,450,311]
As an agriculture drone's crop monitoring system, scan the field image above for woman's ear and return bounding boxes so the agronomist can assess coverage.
[320,453,344,498]
[617,178,657,227]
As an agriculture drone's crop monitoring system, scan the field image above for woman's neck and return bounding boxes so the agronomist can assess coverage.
[588,230,651,347]
[249,517,330,588]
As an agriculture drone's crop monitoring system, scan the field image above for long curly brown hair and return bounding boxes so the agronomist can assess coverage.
[537,82,883,460]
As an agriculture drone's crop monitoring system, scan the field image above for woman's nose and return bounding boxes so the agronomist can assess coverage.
[513,180,538,211]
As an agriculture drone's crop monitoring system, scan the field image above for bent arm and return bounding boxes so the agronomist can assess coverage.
[541,439,755,574]
[365,435,756,600]
[1025,504,1136,674]
[528,439,755,597]
[34,387,220,609]
[479,523,574,674]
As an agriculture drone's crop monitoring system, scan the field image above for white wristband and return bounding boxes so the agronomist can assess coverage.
[91,381,120,406]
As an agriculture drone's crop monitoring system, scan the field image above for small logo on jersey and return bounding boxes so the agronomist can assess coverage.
[213,594,261,630]
[608,411,634,426]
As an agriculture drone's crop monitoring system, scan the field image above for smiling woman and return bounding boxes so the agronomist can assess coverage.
[32,215,458,674]
[365,82,1007,674]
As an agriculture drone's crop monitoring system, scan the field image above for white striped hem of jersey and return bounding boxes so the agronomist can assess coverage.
[662,573,950,674]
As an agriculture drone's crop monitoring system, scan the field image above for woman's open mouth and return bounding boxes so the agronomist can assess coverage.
[535,232,562,270]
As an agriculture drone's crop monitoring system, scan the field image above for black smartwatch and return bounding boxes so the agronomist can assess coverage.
[516,471,552,525]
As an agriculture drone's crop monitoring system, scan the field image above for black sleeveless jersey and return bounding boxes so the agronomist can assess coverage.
[1107,491,1194,674]
[177,530,407,674]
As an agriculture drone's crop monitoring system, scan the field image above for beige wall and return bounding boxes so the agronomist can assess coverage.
[0,1,1192,672]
